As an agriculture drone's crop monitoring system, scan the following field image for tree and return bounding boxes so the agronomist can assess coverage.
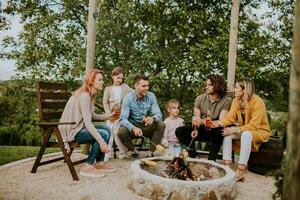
[253,0,294,111]
[0,80,39,145]
[283,0,300,199]
[227,0,240,92]
[1,0,88,80]
[0,0,294,118]
[95,0,275,117]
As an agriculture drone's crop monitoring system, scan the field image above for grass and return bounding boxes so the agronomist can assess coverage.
[0,146,60,165]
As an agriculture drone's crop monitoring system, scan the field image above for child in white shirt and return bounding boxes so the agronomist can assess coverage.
[103,67,131,160]
[162,99,184,157]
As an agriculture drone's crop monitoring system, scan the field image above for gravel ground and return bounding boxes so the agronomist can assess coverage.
[0,152,276,200]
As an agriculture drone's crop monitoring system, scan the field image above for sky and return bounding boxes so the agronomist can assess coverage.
[0,1,271,81]
[0,0,22,81]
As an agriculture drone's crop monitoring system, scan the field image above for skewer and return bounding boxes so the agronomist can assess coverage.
[187,125,197,150]
[140,135,156,146]
[188,137,195,150]
[140,135,165,152]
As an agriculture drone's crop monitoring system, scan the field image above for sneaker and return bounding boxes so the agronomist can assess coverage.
[117,151,127,159]
[79,165,106,178]
[94,162,116,173]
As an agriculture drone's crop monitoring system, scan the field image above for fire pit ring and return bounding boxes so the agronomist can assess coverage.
[128,157,236,200]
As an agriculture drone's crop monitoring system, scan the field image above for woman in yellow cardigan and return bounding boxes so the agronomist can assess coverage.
[218,79,271,181]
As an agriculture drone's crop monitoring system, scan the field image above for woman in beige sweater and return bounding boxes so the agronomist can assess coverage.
[59,69,116,178]
[103,67,132,160]
[217,79,271,182]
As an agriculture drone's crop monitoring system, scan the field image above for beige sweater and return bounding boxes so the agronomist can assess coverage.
[102,83,132,114]
[58,92,109,147]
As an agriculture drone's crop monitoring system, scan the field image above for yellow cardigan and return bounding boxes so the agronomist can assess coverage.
[221,95,271,152]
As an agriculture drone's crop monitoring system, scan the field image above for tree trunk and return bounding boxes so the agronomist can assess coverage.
[283,1,300,199]
[85,0,97,72]
[83,0,97,154]
[227,0,240,94]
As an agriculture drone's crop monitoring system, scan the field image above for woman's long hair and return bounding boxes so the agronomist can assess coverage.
[74,69,103,99]
[236,79,254,109]
[109,67,125,86]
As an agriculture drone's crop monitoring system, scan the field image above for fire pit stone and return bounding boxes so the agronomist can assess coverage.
[128,157,236,200]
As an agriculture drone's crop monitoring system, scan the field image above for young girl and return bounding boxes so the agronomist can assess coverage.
[103,67,132,160]
[162,99,185,157]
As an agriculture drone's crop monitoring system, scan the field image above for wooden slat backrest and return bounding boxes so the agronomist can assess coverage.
[37,81,71,122]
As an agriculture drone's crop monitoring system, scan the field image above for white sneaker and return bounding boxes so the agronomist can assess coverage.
[117,151,127,159]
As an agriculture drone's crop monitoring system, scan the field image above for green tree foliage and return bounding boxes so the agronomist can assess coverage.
[95,0,292,116]
[0,80,40,145]
[0,3,294,196]
[1,0,88,80]
[0,0,293,120]
[253,0,294,112]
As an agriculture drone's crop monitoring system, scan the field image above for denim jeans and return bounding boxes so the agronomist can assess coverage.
[75,124,111,165]
[164,143,182,157]
[175,125,223,160]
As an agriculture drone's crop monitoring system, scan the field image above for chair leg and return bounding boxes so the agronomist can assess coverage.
[64,147,74,163]
[61,145,79,181]
[54,128,79,181]
[31,143,47,173]
[31,129,52,173]
[113,140,117,159]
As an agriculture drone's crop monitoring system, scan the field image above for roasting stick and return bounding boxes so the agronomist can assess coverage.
[139,135,165,167]
[187,125,198,150]
[140,135,165,152]
[188,138,195,150]
[140,135,156,146]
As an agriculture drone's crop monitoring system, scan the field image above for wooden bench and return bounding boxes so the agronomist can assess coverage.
[31,81,86,181]
[248,136,284,174]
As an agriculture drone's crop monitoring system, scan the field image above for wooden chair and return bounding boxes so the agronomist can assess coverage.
[31,81,86,181]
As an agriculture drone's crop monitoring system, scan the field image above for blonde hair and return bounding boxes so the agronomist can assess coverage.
[74,69,103,99]
[109,67,124,86]
[165,99,180,117]
[236,79,254,102]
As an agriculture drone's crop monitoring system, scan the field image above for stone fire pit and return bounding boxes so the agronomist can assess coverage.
[128,157,236,200]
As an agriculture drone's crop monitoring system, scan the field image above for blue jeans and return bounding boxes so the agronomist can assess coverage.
[170,143,182,157]
[75,124,111,165]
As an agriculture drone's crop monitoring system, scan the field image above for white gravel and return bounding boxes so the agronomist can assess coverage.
[0,152,276,200]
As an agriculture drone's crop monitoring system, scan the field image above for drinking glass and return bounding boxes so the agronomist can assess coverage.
[111,103,121,122]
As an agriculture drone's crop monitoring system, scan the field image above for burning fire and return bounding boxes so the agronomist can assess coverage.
[165,149,194,180]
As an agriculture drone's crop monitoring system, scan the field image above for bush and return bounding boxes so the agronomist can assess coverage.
[273,159,285,199]
[0,125,20,145]
[23,127,40,146]
[270,120,287,138]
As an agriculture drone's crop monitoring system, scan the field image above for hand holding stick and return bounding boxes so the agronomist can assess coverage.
[188,125,197,150]
[190,125,198,138]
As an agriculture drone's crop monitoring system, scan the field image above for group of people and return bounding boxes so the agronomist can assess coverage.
[58,68,271,182]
